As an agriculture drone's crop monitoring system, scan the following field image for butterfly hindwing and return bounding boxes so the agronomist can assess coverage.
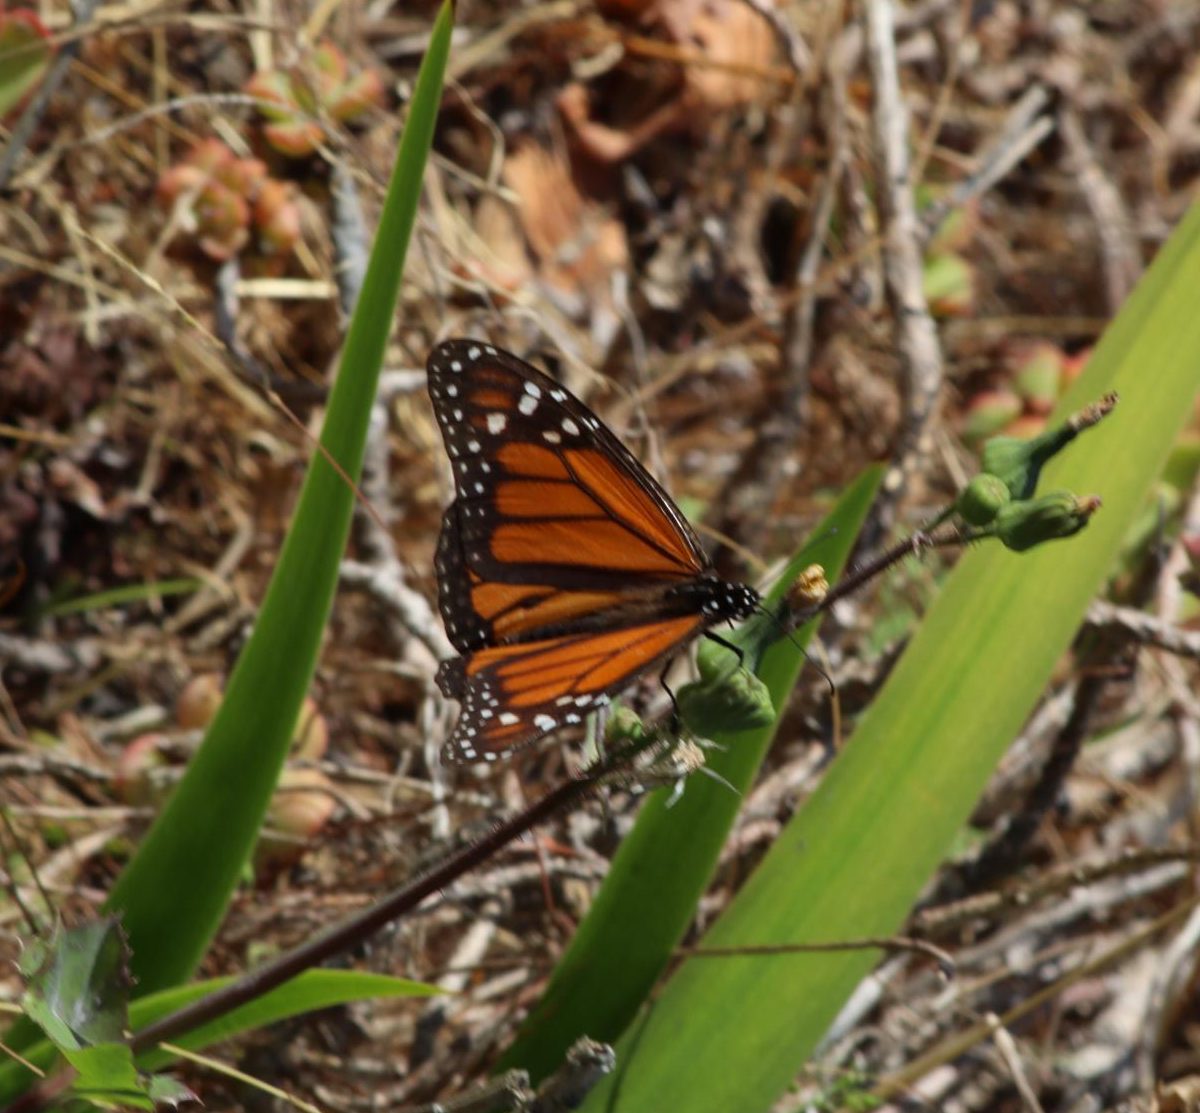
[440,615,706,763]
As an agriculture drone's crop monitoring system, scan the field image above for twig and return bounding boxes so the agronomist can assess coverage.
[684,934,955,978]
[1085,599,1200,660]
[340,561,454,664]
[918,85,1056,246]
[212,260,327,405]
[529,1037,617,1113]
[330,161,369,325]
[911,845,1199,939]
[399,1071,532,1113]
[1059,106,1142,314]
[1135,900,1200,1092]
[861,0,946,540]
[716,40,849,553]
[789,524,966,630]
[0,632,102,674]
[0,0,101,190]
[117,742,647,1061]
[331,166,453,665]
[740,0,811,74]
[989,1016,1047,1113]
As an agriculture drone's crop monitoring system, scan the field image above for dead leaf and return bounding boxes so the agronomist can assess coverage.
[501,143,628,323]
[1159,1077,1200,1113]
[683,0,776,112]
[558,82,686,164]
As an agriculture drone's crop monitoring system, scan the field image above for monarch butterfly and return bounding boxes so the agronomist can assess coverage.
[427,339,760,763]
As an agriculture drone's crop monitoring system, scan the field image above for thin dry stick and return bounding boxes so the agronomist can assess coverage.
[0,0,101,189]
[331,163,453,663]
[911,845,1199,938]
[1059,106,1142,314]
[683,934,954,977]
[862,0,946,539]
[918,85,1055,246]
[1135,900,1200,1092]
[1085,599,1200,660]
[989,1018,1047,1113]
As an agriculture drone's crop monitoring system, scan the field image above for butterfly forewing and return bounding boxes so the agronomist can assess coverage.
[426,340,758,763]
[428,341,708,591]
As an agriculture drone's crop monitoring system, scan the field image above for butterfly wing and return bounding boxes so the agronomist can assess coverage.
[427,340,711,651]
[436,615,706,762]
[426,340,731,761]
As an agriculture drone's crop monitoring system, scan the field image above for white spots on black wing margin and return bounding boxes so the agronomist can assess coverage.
[487,413,507,435]
[518,394,538,416]
[543,430,562,445]
[561,417,580,436]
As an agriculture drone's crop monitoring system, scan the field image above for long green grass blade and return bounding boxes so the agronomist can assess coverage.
[580,202,1200,1113]
[501,469,881,1080]
[99,3,453,995]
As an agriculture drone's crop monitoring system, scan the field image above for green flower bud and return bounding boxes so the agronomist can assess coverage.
[677,638,775,737]
[955,473,1012,527]
[981,393,1117,500]
[993,492,1102,552]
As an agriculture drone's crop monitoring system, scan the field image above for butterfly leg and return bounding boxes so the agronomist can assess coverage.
[658,656,682,732]
[701,631,745,669]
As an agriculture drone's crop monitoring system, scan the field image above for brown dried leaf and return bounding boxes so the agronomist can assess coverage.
[683,0,776,112]
[1158,1076,1200,1113]
[558,82,685,164]
[471,192,534,293]
[501,143,628,318]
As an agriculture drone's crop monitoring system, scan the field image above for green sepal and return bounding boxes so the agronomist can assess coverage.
[992,491,1102,552]
[954,473,1011,526]
[676,637,775,737]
